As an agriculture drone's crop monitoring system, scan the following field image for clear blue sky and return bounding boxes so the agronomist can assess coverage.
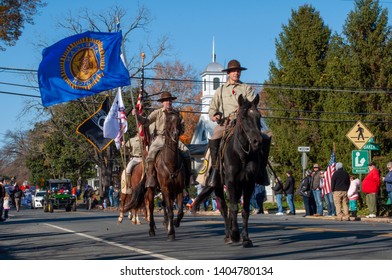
[0,0,390,147]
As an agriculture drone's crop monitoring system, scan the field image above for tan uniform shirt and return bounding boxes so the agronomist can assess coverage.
[209,81,256,120]
[125,136,142,157]
[142,108,184,136]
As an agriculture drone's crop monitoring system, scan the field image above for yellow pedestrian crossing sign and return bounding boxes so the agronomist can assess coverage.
[346,121,373,149]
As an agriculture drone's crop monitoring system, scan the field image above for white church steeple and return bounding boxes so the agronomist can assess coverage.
[191,38,226,144]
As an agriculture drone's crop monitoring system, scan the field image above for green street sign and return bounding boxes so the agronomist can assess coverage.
[352,150,369,169]
[352,168,369,174]
[362,137,381,151]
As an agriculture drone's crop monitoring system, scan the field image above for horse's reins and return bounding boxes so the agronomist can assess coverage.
[161,128,183,180]
[236,118,251,154]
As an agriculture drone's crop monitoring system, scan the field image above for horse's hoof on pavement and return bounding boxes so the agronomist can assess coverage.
[149,231,155,237]
[167,235,175,241]
[231,234,241,243]
[224,237,232,244]
[242,240,253,248]
[173,219,180,227]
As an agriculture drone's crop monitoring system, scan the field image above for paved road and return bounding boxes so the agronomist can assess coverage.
[1,206,392,260]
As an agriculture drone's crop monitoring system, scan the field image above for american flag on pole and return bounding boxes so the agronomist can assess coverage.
[135,89,146,140]
[322,149,336,196]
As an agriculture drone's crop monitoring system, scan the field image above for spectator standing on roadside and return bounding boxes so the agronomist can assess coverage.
[362,161,381,218]
[321,170,336,216]
[0,179,5,221]
[108,184,114,207]
[113,185,120,208]
[311,163,323,216]
[298,170,313,217]
[2,192,10,220]
[12,184,24,212]
[255,184,266,214]
[331,162,350,221]
[383,161,392,206]
[283,170,296,215]
[272,177,284,215]
[348,175,360,218]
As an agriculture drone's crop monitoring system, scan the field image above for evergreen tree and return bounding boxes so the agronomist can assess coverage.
[323,0,392,167]
[266,5,331,173]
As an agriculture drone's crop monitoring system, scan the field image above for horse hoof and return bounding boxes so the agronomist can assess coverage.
[231,234,241,243]
[149,231,156,237]
[173,219,180,227]
[167,235,175,241]
[118,219,123,224]
[242,240,253,248]
[224,237,232,244]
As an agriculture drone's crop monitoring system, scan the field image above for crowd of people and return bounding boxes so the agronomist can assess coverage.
[271,160,391,219]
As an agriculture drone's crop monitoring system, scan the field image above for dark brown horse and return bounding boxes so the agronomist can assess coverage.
[192,94,270,247]
[126,110,186,240]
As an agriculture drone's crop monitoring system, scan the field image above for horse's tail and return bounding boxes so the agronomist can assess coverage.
[191,185,214,212]
[124,176,147,211]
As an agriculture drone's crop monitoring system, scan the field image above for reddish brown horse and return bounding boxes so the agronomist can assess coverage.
[118,163,148,224]
[126,111,186,240]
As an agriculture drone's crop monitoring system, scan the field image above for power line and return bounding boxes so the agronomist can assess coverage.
[3,66,392,93]
[0,81,39,89]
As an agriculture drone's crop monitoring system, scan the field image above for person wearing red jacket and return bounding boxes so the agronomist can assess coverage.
[362,161,380,218]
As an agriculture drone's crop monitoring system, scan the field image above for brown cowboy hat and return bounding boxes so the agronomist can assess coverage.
[157,91,177,102]
[222,59,247,72]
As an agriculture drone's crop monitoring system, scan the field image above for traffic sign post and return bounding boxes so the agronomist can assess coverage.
[298,146,310,178]
[346,121,373,150]
[352,150,369,174]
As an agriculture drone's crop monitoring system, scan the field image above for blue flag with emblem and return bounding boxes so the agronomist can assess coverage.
[38,31,130,107]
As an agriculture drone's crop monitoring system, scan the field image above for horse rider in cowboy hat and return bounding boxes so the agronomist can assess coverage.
[207,59,271,188]
[132,91,198,188]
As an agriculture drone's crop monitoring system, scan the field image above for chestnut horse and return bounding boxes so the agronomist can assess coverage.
[118,163,148,224]
[192,94,270,247]
[126,110,186,240]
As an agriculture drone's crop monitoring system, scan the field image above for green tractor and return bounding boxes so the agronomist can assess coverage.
[43,179,77,212]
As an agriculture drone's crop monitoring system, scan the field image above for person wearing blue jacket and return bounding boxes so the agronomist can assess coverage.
[383,161,392,205]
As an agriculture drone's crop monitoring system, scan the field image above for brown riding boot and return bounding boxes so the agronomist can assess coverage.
[125,172,132,187]
[145,161,157,188]
[185,158,198,185]
[206,139,221,188]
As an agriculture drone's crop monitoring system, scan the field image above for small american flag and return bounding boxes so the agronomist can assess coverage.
[323,149,336,196]
[135,89,145,139]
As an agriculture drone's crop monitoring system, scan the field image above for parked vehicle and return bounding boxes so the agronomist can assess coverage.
[31,191,46,209]
[43,179,77,212]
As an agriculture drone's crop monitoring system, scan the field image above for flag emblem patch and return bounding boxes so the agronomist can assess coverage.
[60,38,105,90]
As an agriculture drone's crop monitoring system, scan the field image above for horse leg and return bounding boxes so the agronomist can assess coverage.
[118,210,124,223]
[241,187,254,248]
[146,187,156,237]
[228,187,241,243]
[162,199,169,227]
[128,211,132,220]
[174,192,184,228]
[117,193,126,223]
[164,195,175,241]
[215,186,231,244]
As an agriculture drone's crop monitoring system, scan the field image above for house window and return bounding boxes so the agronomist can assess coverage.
[213,78,220,90]
[204,79,206,91]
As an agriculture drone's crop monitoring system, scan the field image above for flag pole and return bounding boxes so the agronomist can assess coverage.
[130,52,146,168]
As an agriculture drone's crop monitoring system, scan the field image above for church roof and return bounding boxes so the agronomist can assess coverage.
[203,62,224,73]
